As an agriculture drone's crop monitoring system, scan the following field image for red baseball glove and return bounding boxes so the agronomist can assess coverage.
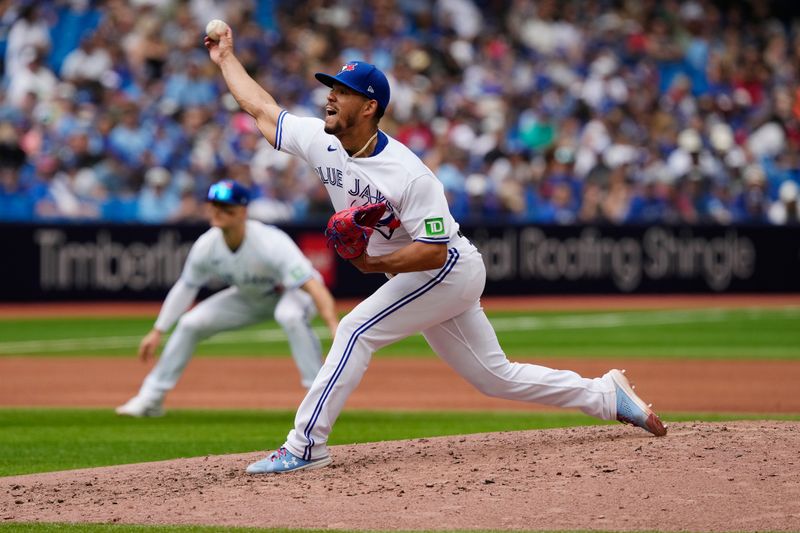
[325,202,388,260]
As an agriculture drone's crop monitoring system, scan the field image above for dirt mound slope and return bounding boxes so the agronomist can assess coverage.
[2,421,798,532]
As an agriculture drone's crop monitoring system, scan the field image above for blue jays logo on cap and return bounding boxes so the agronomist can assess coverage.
[315,61,390,112]
[207,179,250,206]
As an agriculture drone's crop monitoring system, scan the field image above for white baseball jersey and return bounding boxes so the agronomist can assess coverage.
[275,111,474,257]
[272,111,617,462]
[181,219,316,298]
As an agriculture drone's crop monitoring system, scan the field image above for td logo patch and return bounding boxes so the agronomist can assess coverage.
[424,217,445,236]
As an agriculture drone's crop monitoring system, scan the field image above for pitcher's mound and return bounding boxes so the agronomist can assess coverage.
[2,421,798,531]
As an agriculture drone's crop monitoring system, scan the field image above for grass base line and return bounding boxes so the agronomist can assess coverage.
[0,307,798,355]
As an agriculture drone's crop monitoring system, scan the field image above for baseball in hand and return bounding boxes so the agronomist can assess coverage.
[205,19,228,41]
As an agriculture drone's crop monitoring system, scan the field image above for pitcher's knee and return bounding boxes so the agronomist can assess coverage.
[335,314,361,338]
[472,377,509,398]
[334,314,383,350]
[469,365,520,398]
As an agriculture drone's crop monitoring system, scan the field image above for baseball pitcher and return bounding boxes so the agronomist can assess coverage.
[205,27,666,474]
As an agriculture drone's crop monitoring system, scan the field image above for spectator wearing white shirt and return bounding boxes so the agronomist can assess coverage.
[6,48,57,107]
[768,181,800,225]
[4,3,50,81]
[60,33,112,87]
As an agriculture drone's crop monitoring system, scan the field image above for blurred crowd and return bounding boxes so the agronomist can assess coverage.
[1,0,800,225]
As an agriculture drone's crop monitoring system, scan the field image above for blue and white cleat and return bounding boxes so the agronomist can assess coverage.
[609,369,667,437]
[246,447,332,474]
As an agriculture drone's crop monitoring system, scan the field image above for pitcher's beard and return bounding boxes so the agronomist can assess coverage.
[324,112,357,135]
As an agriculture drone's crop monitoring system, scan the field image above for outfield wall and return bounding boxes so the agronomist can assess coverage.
[1,223,798,301]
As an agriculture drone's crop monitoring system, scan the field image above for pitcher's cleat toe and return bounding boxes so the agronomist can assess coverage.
[609,369,667,437]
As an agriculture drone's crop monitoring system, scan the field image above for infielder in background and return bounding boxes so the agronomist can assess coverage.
[205,27,667,474]
[116,179,338,417]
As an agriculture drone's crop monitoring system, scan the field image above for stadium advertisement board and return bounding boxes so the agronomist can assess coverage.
[0,223,797,300]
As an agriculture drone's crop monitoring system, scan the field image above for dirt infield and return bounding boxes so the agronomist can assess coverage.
[2,295,799,531]
[2,357,800,413]
[2,422,799,531]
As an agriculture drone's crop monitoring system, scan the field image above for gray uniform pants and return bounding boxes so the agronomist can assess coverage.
[139,286,323,401]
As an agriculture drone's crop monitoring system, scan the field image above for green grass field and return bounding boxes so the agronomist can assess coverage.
[0,408,604,476]
[2,408,799,478]
[1,305,799,478]
[1,307,799,359]
[2,306,798,533]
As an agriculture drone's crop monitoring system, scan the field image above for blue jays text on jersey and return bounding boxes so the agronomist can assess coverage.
[314,165,398,239]
[315,165,342,187]
[347,177,387,205]
[315,167,386,204]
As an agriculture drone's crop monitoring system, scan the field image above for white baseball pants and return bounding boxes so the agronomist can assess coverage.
[138,286,323,401]
[284,247,616,461]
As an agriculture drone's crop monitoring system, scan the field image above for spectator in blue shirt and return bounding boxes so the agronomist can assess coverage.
[108,103,151,167]
[136,166,180,223]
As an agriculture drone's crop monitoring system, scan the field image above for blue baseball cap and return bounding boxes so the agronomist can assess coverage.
[315,61,390,112]
[207,179,250,206]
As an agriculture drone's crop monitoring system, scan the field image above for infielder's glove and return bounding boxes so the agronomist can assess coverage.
[325,202,388,260]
